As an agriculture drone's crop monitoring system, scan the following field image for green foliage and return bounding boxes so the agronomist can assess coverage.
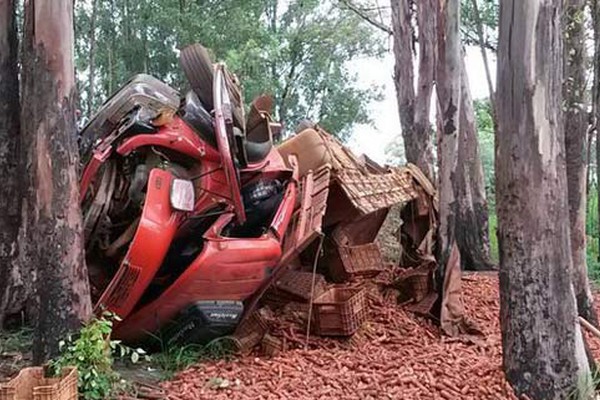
[587,185,600,283]
[0,327,32,378]
[49,313,148,400]
[75,0,385,140]
[0,326,32,354]
[488,212,498,263]
[569,367,599,400]
[460,0,499,51]
[153,337,236,377]
[384,134,406,166]
[474,98,495,209]
[472,98,499,262]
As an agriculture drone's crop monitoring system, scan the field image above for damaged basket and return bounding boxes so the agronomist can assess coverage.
[260,333,284,357]
[327,242,384,282]
[394,263,434,303]
[311,286,367,336]
[231,310,269,354]
[0,367,77,400]
[274,270,327,301]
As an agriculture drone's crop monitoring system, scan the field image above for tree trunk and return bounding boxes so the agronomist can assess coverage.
[435,0,461,272]
[21,0,92,364]
[594,0,600,263]
[469,0,495,110]
[586,126,593,197]
[413,0,436,180]
[496,0,590,398]
[390,0,436,182]
[564,0,598,326]
[87,0,97,118]
[0,0,25,328]
[455,54,493,271]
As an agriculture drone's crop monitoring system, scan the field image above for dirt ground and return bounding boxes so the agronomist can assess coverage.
[160,273,528,400]
[4,273,600,399]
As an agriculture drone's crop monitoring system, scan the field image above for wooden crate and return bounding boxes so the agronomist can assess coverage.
[0,367,77,400]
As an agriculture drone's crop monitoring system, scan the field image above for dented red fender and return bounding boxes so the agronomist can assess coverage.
[114,170,298,343]
[95,168,181,320]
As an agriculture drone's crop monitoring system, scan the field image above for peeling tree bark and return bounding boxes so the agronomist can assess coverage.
[390,0,436,182]
[21,0,92,364]
[0,0,24,328]
[496,0,590,398]
[564,0,598,326]
[435,0,461,272]
[455,54,493,271]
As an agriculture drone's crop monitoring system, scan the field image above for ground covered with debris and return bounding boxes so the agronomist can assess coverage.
[160,273,525,400]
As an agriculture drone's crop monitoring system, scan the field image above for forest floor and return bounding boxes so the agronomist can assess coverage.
[157,273,543,400]
[3,273,600,399]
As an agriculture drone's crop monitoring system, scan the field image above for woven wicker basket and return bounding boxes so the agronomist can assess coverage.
[0,367,77,400]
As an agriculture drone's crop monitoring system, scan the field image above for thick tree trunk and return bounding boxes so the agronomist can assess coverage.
[564,0,598,326]
[390,0,435,182]
[413,0,436,179]
[21,0,92,364]
[496,1,590,398]
[435,0,461,272]
[455,55,493,271]
[0,0,25,328]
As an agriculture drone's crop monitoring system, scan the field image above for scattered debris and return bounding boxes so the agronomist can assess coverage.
[71,41,485,399]
[161,274,523,400]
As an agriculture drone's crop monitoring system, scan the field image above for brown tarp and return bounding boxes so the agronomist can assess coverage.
[441,243,482,336]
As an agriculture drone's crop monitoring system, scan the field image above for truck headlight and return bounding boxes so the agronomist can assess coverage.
[170,179,195,212]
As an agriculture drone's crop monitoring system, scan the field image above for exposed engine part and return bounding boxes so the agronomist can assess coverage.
[83,160,117,248]
[105,217,140,258]
[128,164,150,206]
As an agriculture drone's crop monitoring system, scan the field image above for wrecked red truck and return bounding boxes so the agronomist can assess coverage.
[79,44,304,346]
[79,44,451,350]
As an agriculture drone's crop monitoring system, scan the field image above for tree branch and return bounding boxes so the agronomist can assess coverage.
[337,0,392,35]
[470,0,495,106]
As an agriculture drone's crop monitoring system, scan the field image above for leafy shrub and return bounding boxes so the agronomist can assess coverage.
[49,312,148,400]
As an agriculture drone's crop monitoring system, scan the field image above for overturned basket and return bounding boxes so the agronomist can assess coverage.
[326,242,384,283]
[394,263,434,303]
[311,287,368,336]
[231,311,270,354]
[0,367,77,400]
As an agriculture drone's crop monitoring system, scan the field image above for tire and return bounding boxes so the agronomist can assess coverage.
[180,43,244,128]
[180,44,215,111]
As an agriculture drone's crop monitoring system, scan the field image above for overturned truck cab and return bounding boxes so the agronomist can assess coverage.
[80,44,298,346]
